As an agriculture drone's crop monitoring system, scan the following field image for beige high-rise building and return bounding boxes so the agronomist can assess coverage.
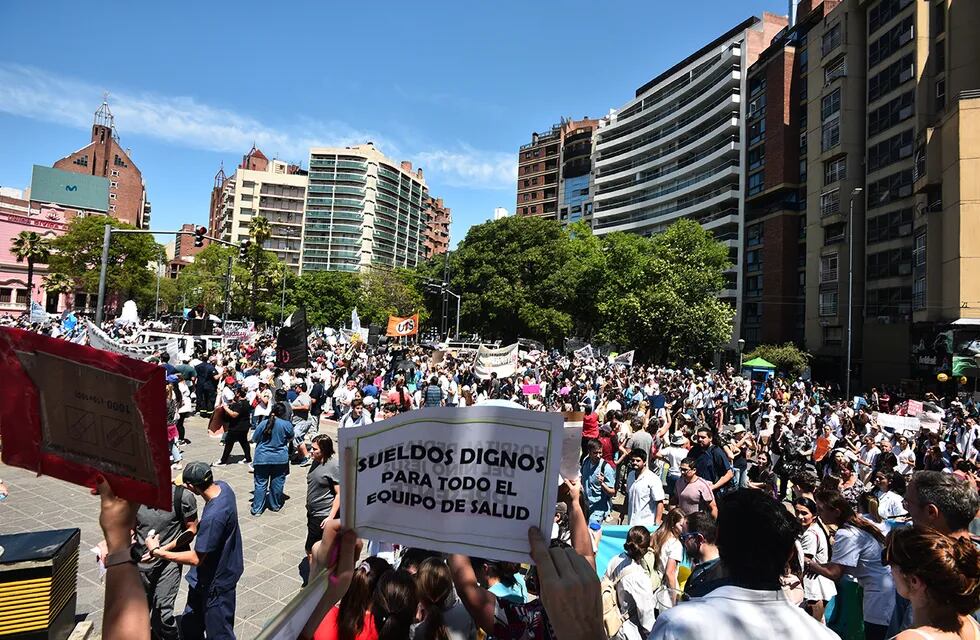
[209,147,308,273]
[798,0,980,386]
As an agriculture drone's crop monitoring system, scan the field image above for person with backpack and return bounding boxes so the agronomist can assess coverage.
[602,526,657,640]
[129,481,199,640]
[423,375,445,407]
[690,426,735,496]
[582,439,616,524]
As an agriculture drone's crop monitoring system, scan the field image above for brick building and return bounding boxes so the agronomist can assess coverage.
[51,99,151,228]
[422,196,451,259]
[516,118,598,223]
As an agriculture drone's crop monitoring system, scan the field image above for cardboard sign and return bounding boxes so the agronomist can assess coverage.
[386,314,419,337]
[339,406,564,562]
[521,384,541,396]
[613,350,635,366]
[473,343,520,380]
[906,400,923,416]
[0,327,171,510]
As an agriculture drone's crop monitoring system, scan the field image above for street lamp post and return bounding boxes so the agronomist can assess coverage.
[846,187,864,400]
[737,338,745,372]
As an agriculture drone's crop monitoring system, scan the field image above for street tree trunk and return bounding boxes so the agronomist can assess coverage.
[25,259,34,311]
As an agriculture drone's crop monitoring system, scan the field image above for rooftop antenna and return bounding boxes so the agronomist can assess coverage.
[94,91,120,142]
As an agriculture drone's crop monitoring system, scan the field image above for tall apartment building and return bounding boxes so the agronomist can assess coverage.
[743,0,980,387]
[209,146,308,273]
[303,144,429,272]
[741,1,847,349]
[52,99,151,228]
[516,118,598,223]
[422,196,451,259]
[593,14,787,342]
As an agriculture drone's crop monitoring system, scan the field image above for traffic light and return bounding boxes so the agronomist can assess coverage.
[239,239,251,261]
[194,226,207,248]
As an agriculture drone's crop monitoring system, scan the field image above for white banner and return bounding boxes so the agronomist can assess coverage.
[29,300,47,324]
[473,343,520,380]
[85,320,176,361]
[338,406,564,563]
[874,412,922,434]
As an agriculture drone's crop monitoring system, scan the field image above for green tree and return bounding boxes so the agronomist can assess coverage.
[449,216,577,345]
[594,219,734,364]
[743,343,811,376]
[175,244,233,313]
[11,231,51,310]
[287,270,360,328]
[42,271,75,300]
[357,266,427,326]
[246,215,272,321]
[48,217,160,313]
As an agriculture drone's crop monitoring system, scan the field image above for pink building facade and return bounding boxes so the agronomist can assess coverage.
[0,192,69,316]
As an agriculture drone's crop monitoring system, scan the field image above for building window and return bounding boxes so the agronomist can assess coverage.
[109,192,117,200]
[747,224,763,247]
[822,22,842,56]
[824,157,847,185]
[821,121,840,151]
[110,181,118,188]
[800,158,808,182]
[868,90,915,137]
[820,253,839,282]
[749,75,767,97]
[823,326,843,345]
[824,56,848,85]
[866,286,912,317]
[799,47,809,73]
[867,169,914,209]
[820,189,841,216]
[868,15,914,69]
[868,129,914,172]
[867,247,913,279]
[748,119,766,145]
[821,89,841,121]
[15,289,29,305]
[110,169,120,177]
[113,155,127,168]
[933,1,946,36]
[819,291,838,316]
[748,171,765,196]
[73,155,89,167]
[746,275,763,296]
[936,78,946,110]
[868,53,914,102]
[109,204,116,212]
[0,287,11,302]
[748,145,766,171]
[746,249,762,272]
[825,222,846,244]
[869,0,914,36]
[867,207,913,244]
[530,206,537,213]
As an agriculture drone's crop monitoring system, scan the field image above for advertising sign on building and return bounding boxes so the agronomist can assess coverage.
[30,165,109,213]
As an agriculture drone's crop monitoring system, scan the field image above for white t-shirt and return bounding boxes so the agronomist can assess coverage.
[627,469,665,527]
[832,525,895,625]
[896,447,916,474]
[875,490,907,520]
[662,447,688,475]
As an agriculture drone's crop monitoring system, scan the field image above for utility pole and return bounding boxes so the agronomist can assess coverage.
[846,187,864,399]
[222,254,233,330]
[95,224,112,326]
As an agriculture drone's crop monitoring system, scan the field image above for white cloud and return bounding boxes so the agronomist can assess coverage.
[413,148,516,190]
[0,64,515,190]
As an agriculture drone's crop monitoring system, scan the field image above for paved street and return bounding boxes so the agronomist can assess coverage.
[0,415,337,639]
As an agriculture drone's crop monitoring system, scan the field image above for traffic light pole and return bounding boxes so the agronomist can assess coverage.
[94,225,238,327]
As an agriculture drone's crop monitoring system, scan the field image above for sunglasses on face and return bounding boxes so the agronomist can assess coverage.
[680,532,701,544]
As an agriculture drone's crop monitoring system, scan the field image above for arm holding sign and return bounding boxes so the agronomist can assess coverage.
[97,479,150,640]
[527,526,604,640]
[301,521,362,640]
[448,553,498,633]
[561,478,596,570]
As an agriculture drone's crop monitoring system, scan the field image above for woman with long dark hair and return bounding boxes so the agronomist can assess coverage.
[603,526,657,640]
[372,570,418,640]
[413,557,477,640]
[313,556,392,640]
[793,497,836,622]
[807,488,895,640]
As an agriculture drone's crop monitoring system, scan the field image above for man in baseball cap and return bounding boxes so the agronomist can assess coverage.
[145,461,243,638]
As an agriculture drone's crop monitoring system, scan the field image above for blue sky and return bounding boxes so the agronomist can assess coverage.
[0,0,781,247]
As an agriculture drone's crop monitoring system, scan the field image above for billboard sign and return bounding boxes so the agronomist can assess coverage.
[30,165,109,213]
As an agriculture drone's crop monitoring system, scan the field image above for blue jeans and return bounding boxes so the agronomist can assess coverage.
[252,463,288,515]
[170,441,182,463]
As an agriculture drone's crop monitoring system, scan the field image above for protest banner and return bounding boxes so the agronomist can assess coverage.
[473,343,520,380]
[386,314,419,337]
[338,406,564,562]
[613,350,635,366]
[0,327,172,510]
[574,344,593,360]
[277,308,310,369]
[560,411,583,481]
[906,400,923,416]
[874,412,921,434]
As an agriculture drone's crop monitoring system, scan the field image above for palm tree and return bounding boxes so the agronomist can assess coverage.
[10,231,51,311]
[43,272,75,309]
[248,216,272,321]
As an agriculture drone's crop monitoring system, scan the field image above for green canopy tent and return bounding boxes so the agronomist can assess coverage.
[742,357,776,369]
[742,357,776,400]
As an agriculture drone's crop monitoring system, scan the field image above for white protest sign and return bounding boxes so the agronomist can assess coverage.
[473,343,520,380]
[874,412,921,434]
[338,406,564,563]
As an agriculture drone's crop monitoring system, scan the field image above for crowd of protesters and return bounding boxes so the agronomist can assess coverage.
[7,312,980,640]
